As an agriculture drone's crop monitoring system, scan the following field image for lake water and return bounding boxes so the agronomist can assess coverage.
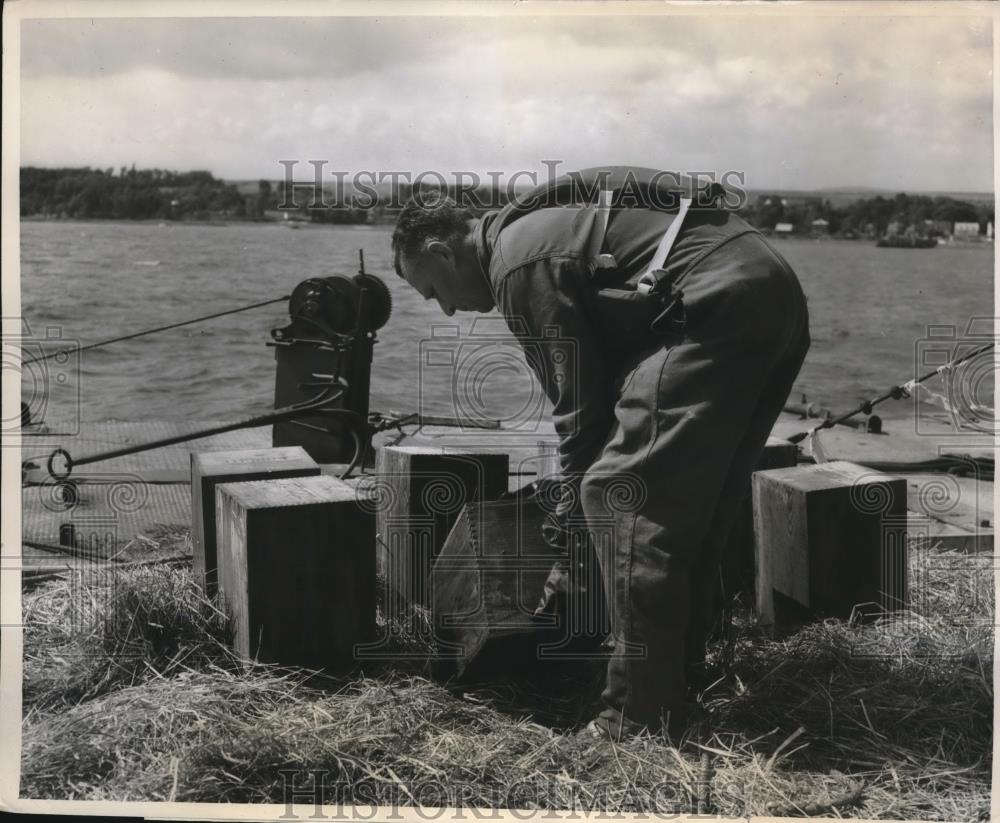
[17,220,994,429]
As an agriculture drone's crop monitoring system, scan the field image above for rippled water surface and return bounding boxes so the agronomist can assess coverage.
[19,220,994,426]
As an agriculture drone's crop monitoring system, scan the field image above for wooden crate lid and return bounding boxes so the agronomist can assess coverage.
[192,446,317,475]
[215,475,363,509]
[755,460,903,493]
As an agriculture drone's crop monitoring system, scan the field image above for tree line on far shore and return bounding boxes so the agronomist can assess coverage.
[744,192,993,238]
[20,166,995,238]
[22,166,247,221]
[20,166,371,224]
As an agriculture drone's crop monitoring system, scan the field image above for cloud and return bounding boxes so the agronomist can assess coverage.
[18,13,994,191]
[21,17,444,80]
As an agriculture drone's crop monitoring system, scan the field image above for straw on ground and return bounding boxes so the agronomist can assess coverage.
[19,528,993,819]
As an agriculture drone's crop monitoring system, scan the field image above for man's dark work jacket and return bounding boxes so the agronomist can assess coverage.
[472,167,762,492]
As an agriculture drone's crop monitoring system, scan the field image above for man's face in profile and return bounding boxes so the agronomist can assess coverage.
[398,240,494,316]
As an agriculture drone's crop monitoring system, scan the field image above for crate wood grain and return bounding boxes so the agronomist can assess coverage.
[191,446,320,595]
[215,475,375,673]
[375,446,509,607]
[431,497,573,677]
[722,436,800,599]
[753,460,908,626]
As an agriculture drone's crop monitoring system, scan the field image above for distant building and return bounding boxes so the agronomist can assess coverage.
[924,219,953,236]
[810,218,830,234]
[774,222,794,235]
[886,221,901,237]
[781,195,823,207]
[954,221,981,238]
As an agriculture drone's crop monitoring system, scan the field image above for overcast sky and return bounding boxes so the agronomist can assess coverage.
[18,12,995,192]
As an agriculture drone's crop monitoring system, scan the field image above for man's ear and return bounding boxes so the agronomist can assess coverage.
[425,238,454,265]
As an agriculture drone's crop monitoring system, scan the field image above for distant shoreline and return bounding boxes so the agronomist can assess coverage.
[20,215,391,230]
[20,217,994,248]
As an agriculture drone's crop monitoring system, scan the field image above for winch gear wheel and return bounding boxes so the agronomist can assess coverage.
[354,272,393,332]
[286,273,392,336]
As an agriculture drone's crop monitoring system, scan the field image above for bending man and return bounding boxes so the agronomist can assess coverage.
[391,167,810,739]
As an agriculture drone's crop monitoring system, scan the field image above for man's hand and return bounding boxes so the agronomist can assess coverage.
[534,480,586,617]
[503,477,592,619]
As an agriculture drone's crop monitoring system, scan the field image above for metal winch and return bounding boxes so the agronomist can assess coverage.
[269,252,393,464]
[30,251,394,483]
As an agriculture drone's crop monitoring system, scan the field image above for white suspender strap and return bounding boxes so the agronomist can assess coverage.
[588,189,617,270]
[636,196,692,294]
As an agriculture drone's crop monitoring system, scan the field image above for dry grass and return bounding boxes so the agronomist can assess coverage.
[22,563,235,713]
[19,534,993,819]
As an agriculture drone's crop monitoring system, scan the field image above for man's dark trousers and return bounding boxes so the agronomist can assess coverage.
[580,223,810,733]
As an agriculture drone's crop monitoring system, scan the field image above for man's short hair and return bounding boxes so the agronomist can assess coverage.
[391,191,472,277]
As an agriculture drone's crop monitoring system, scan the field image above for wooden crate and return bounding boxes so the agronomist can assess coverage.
[753,460,908,625]
[214,475,375,672]
[375,446,509,606]
[191,446,319,594]
[431,496,605,677]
